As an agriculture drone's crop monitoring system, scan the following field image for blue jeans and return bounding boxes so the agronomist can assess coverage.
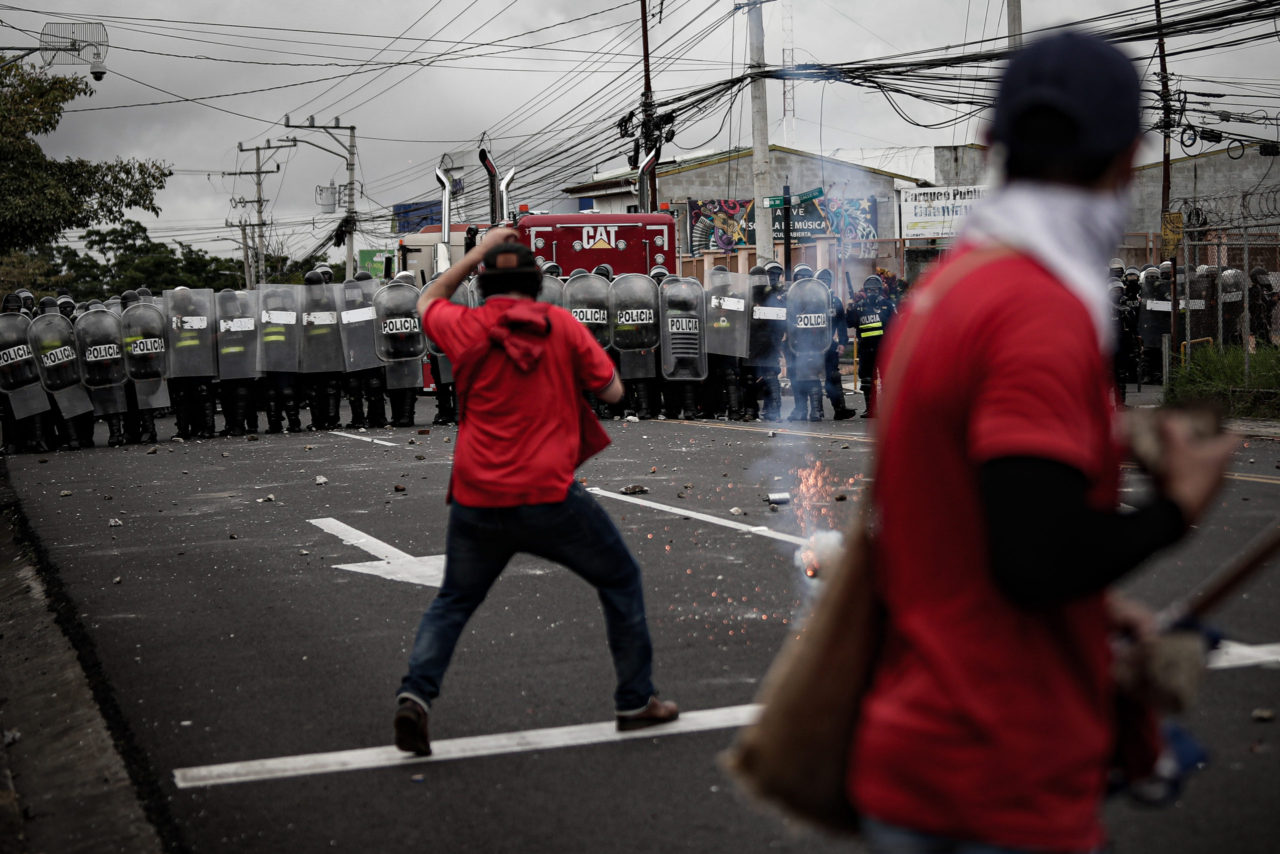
[862,817,1104,854]
[398,482,656,712]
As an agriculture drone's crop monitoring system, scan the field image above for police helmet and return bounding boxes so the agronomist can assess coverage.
[793,264,814,281]
[568,268,589,279]
[120,290,140,309]
[314,264,334,284]
[1108,258,1124,276]
[2,294,22,313]
[748,265,767,276]
[137,287,153,299]
[303,270,325,285]
[16,289,35,311]
[354,270,374,281]
[56,293,76,318]
[711,264,729,273]
[1251,267,1272,287]
[392,270,417,286]
[649,265,669,283]
[592,264,614,281]
[38,296,58,315]
[816,268,834,286]
[541,262,563,279]
[1219,268,1246,292]
[862,275,884,292]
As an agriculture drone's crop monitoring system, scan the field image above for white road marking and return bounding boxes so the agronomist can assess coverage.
[173,703,759,789]
[588,488,807,546]
[309,518,445,587]
[1209,640,1280,669]
[332,430,399,447]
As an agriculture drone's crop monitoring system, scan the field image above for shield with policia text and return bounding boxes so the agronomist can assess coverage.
[374,282,427,390]
[785,278,832,381]
[300,283,344,373]
[748,272,786,367]
[164,288,217,378]
[565,273,612,349]
[29,313,92,418]
[338,279,382,373]
[705,268,751,358]
[215,289,261,381]
[610,273,659,379]
[0,313,51,419]
[659,277,707,381]
[121,302,171,410]
[75,307,128,416]
[258,284,301,373]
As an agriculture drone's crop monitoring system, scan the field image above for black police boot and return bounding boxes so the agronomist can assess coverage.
[432,386,455,426]
[808,388,825,421]
[74,414,96,449]
[832,397,856,420]
[405,393,418,427]
[264,393,284,434]
[200,398,217,439]
[389,390,406,426]
[26,415,51,454]
[726,381,743,422]
[366,392,387,428]
[106,414,126,447]
[138,410,158,444]
[681,384,699,420]
[862,383,877,418]
[762,376,782,422]
[635,381,653,420]
[327,386,343,430]
[242,388,259,434]
[225,390,244,437]
[346,394,366,429]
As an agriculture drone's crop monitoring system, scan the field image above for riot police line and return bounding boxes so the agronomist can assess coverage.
[1107,258,1278,400]
[0,260,921,453]
[0,270,429,453]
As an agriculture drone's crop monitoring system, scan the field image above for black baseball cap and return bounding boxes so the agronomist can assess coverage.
[990,30,1140,160]
[478,242,541,295]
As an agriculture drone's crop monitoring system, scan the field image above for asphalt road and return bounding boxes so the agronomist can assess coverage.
[1,392,1278,854]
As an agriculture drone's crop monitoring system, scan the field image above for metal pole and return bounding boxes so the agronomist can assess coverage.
[1007,0,1022,49]
[782,182,793,281]
[1217,236,1224,352]
[747,0,773,265]
[239,221,253,290]
[1243,227,1251,384]
[1156,0,1176,347]
[253,147,266,285]
[347,127,357,281]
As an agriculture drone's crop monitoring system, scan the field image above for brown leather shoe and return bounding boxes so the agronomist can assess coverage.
[394,698,432,755]
[616,696,679,731]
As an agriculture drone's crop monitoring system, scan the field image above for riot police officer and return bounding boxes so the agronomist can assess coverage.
[342,272,388,429]
[849,275,896,418]
[259,285,304,433]
[744,264,785,421]
[1249,267,1276,348]
[1110,280,1138,404]
[817,268,854,420]
[301,271,343,430]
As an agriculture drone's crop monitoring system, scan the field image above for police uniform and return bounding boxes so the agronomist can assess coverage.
[849,276,896,418]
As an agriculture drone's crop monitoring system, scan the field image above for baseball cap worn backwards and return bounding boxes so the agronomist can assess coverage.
[479,242,541,294]
[991,30,1140,159]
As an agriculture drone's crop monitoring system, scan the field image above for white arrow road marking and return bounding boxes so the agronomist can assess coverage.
[332,430,399,447]
[173,703,759,788]
[588,488,807,546]
[309,518,445,587]
[1209,640,1280,669]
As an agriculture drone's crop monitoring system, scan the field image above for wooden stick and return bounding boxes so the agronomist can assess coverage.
[1158,519,1280,629]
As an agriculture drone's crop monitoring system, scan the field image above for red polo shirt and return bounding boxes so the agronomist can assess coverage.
[423,296,616,507]
[850,248,1121,851]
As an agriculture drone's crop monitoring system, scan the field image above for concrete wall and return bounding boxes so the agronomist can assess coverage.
[933,144,990,187]
[1127,146,1279,234]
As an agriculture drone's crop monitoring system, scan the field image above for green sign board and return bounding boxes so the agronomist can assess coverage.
[358,248,394,278]
[763,196,787,209]
[794,187,824,203]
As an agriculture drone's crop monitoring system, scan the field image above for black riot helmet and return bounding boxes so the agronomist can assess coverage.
[541,262,563,279]
[120,290,141,309]
[748,265,767,276]
[1250,267,1271,288]
[762,259,784,289]
[862,275,884,293]
[1108,258,1124,279]
[303,270,325,285]
[1,294,21,313]
[568,268,589,279]
[353,270,374,281]
[16,289,35,313]
[792,263,814,281]
[711,264,729,273]
[816,268,834,287]
[1159,261,1172,281]
[314,264,334,284]
[137,286,153,300]
[592,263,614,281]
[57,293,76,318]
[217,287,242,316]
[649,265,669,283]
[38,296,58,315]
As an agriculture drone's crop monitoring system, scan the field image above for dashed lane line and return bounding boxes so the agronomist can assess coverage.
[331,430,399,447]
[173,704,759,788]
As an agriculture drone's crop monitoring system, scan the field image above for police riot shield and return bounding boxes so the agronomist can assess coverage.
[1187,267,1213,341]
[1219,268,1246,346]
[748,274,786,368]
[0,313,50,419]
[258,284,301,373]
[425,284,475,357]
[538,275,564,307]
[565,273,612,349]
[373,282,426,364]
[705,269,752,358]
[338,279,382,372]
[610,274,659,380]
[300,283,345,374]
[386,358,424,390]
[164,288,217,378]
[121,302,171,410]
[215,289,260,381]
[75,307,127,390]
[786,278,833,381]
[659,277,707,381]
[28,313,92,418]
[1138,271,1167,350]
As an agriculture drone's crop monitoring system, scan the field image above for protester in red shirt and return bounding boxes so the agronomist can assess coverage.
[847,32,1237,853]
[393,229,678,755]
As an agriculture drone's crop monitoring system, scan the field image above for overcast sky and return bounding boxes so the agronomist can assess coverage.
[4,0,1277,261]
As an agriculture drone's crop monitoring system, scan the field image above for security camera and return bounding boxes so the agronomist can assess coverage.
[89,58,106,81]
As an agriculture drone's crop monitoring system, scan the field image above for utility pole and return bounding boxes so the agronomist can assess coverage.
[283,116,359,280]
[1155,0,1179,345]
[224,138,294,286]
[238,221,253,288]
[746,0,774,265]
[1007,0,1023,50]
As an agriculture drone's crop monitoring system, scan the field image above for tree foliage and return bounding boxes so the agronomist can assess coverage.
[0,62,171,255]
